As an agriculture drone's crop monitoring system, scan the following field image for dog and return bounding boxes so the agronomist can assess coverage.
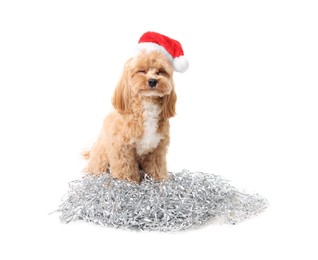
[82,31,188,182]
[83,50,176,182]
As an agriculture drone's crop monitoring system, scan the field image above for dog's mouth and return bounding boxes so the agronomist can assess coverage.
[140,89,166,97]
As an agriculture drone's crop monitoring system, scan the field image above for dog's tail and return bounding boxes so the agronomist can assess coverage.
[82,149,91,160]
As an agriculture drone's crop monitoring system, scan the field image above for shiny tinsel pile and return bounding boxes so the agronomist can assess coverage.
[58,170,268,231]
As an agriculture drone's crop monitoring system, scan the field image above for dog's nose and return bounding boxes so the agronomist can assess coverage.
[148,78,158,88]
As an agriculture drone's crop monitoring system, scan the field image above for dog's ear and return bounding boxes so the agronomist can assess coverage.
[162,86,177,118]
[112,60,131,113]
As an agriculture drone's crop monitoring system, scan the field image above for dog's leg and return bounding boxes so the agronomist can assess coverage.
[108,144,140,183]
[84,142,110,176]
[141,138,169,181]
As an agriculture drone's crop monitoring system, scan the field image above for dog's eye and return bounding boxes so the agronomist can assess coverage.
[156,70,166,75]
[138,70,146,74]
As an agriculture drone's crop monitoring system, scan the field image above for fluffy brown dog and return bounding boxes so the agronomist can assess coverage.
[83,50,176,182]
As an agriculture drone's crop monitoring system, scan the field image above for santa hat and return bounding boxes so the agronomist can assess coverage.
[136,31,189,73]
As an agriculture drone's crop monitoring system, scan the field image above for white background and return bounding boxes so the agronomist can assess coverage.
[0,0,317,259]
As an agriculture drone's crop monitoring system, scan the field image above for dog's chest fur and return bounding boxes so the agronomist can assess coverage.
[136,101,163,156]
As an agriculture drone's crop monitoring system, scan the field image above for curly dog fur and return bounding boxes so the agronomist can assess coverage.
[83,50,177,182]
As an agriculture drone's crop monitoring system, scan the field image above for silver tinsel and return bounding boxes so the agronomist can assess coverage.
[57,170,268,231]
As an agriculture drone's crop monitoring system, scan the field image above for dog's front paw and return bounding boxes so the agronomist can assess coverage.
[89,172,102,177]
[126,173,141,183]
[111,169,141,183]
[84,166,109,176]
[148,170,168,181]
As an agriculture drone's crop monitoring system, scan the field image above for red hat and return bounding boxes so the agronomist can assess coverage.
[136,31,189,73]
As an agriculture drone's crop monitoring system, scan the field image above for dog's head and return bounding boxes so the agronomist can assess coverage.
[112,51,176,118]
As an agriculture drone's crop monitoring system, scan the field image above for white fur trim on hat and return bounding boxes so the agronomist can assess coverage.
[136,42,173,62]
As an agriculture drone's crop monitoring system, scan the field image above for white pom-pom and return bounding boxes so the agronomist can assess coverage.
[173,56,189,73]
